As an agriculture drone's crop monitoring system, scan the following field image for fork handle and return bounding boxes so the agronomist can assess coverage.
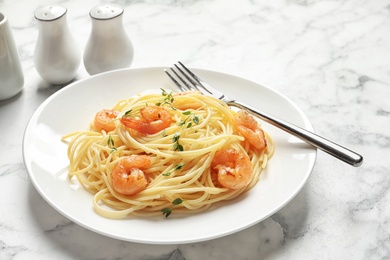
[228,100,363,167]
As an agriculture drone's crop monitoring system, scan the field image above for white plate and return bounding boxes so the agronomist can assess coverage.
[23,67,316,244]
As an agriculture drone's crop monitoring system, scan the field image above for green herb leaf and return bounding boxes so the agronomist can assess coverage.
[182,111,191,115]
[161,198,184,218]
[108,135,117,153]
[161,208,172,218]
[163,162,184,177]
[174,162,185,170]
[173,132,180,142]
[161,88,168,96]
[122,109,133,117]
[172,198,183,205]
[108,135,114,147]
[193,115,199,124]
[173,143,183,151]
[172,132,182,151]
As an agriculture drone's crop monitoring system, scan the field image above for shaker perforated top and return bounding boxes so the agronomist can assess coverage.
[89,4,123,20]
[34,5,67,21]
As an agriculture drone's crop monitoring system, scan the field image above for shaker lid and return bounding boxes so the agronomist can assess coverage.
[90,4,123,20]
[35,5,67,21]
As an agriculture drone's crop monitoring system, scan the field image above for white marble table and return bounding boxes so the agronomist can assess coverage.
[0,0,388,259]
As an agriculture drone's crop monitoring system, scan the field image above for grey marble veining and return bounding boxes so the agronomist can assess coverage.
[0,0,389,259]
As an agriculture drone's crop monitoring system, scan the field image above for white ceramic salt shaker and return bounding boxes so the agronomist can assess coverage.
[83,4,134,75]
[34,6,81,85]
[0,12,24,100]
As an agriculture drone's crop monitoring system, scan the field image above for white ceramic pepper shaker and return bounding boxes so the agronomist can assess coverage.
[83,4,134,75]
[0,12,24,100]
[34,5,81,85]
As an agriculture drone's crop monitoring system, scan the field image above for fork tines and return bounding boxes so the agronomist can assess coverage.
[164,62,205,93]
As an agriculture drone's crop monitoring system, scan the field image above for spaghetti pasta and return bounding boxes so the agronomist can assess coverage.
[62,90,274,219]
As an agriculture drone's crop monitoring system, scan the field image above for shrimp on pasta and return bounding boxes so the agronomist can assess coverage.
[211,149,252,190]
[111,155,151,195]
[120,106,172,134]
[235,109,267,150]
[94,109,119,132]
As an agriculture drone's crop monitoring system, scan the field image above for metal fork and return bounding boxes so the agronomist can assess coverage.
[164,62,363,167]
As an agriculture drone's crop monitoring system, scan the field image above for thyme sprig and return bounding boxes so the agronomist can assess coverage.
[172,110,200,151]
[161,198,184,218]
[156,88,176,110]
[178,110,199,129]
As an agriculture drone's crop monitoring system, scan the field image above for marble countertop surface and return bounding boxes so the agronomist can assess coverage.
[0,0,388,259]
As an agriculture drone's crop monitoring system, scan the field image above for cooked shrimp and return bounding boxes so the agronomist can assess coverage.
[211,149,252,190]
[120,106,173,134]
[94,109,119,132]
[111,155,151,195]
[234,110,267,150]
